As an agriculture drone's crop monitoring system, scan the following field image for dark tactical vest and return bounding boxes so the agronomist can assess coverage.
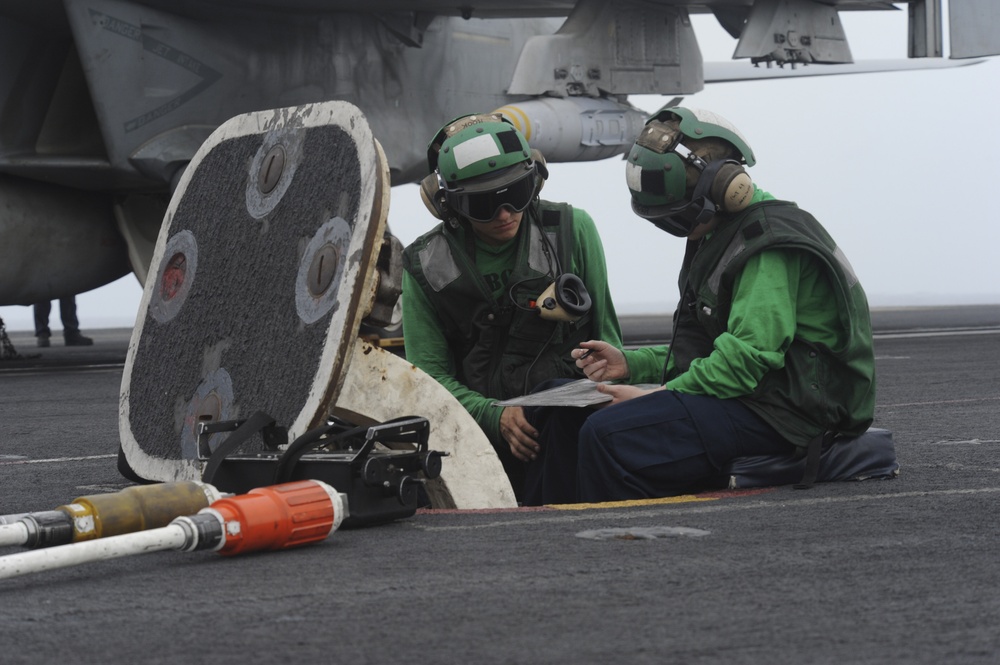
[403,203,592,400]
[669,200,876,447]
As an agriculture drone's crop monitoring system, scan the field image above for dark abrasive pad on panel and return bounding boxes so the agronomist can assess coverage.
[120,102,387,480]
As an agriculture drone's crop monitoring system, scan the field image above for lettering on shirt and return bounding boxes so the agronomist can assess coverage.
[483,269,514,296]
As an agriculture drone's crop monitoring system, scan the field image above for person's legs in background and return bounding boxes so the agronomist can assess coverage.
[33,301,52,347]
[60,297,93,346]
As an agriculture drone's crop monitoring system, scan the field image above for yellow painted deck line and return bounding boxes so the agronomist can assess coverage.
[413,487,1000,532]
[417,489,776,516]
[547,495,718,510]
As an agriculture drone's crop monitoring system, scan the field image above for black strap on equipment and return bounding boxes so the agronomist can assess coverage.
[793,430,836,490]
[201,411,284,486]
[273,416,431,485]
[271,420,369,485]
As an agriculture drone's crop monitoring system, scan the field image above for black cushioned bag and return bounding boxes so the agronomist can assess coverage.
[722,428,899,490]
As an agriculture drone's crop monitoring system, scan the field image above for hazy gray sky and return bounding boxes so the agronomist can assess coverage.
[2,6,997,331]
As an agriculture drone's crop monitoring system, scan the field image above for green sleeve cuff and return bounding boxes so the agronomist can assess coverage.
[624,345,669,385]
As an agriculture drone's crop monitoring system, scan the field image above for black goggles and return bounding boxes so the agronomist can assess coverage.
[444,170,537,223]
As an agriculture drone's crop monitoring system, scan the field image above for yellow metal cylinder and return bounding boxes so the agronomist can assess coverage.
[60,482,220,541]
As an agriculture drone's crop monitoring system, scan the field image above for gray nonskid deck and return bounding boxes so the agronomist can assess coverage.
[0,306,998,664]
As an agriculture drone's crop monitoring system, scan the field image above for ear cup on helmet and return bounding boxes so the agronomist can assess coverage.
[710,161,753,213]
[531,148,549,195]
[419,173,448,220]
[536,273,592,322]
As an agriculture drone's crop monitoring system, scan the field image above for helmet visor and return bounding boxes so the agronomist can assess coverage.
[444,167,537,223]
[632,181,725,236]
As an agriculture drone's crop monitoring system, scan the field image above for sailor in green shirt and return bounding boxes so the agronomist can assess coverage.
[401,113,623,498]
[524,105,876,504]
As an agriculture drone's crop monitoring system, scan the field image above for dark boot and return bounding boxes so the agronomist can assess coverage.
[37,335,50,348]
[64,332,93,346]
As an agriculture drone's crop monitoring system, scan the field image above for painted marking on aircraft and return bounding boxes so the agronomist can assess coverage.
[495,105,532,142]
[411,487,1000,531]
[0,454,117,466]
[88,9,222,132]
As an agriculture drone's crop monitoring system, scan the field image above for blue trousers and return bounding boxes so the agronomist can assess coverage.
[524,388,795,505]
[33,298,80,337]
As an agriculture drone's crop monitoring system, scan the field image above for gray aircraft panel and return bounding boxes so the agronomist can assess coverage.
[120,0,958,21]
[703,56,984,82]
[0,0,997,308]
[950,0,1000,58]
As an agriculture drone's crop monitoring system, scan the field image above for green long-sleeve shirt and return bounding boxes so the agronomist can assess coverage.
[624,188,846,398]
[403,205,623,444]
[625,248,844,394]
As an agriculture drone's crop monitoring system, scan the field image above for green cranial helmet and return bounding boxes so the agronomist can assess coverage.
[625,106,756,236]
[429,113,531,180]
[427,113,545,223]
